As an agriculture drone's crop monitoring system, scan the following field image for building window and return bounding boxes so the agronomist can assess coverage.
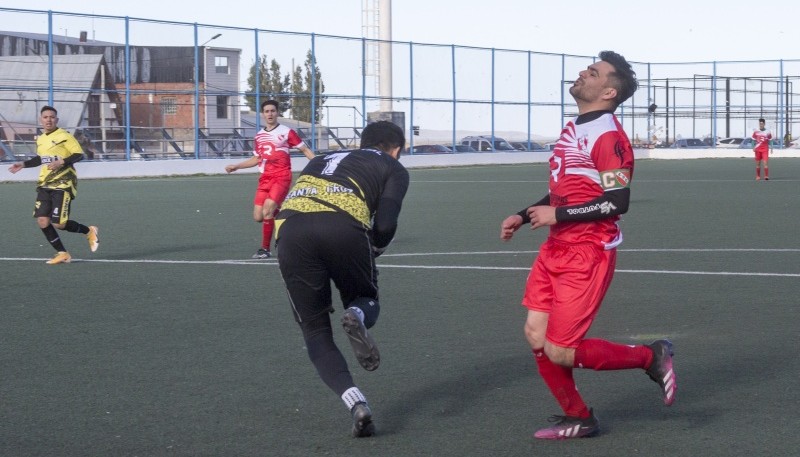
[216,96,229,119]
[215,56,229,74]
[160,97,177,115]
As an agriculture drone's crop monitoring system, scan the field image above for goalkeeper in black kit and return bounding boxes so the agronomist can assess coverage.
[274,121,409,438]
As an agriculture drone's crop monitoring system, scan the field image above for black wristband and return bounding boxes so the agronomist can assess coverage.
[516,194,550,224]
[516,208,531,224]
[62,153,84,166]
[23,156,42,168]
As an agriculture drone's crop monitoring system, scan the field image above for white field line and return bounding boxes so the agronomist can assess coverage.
[3,248,800,277]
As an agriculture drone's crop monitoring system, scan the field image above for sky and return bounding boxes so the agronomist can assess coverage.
[3,0,799,63]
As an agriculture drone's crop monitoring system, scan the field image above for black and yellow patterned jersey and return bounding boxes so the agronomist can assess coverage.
[277,148,409,232]
[35,128,83,197]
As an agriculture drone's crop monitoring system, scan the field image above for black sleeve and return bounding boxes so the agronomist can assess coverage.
[23,156,42,168]
[372,165,410,249]
[372,197,401,248]
[62,153,85,166]
[555,188,630,222]
[516,194,550,224]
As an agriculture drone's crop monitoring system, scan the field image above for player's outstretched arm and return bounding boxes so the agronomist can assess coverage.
[225,156,259,173]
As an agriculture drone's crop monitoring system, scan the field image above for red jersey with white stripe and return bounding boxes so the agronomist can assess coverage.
[253,124,306,180]
[752,128,772,154]
[548,111,634,247]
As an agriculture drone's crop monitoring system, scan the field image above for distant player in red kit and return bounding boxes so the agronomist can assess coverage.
[752,118,772,180]
[225,100,315,258]
[500,51,677,439]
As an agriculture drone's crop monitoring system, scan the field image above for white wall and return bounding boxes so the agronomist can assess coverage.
[3,149,799,182]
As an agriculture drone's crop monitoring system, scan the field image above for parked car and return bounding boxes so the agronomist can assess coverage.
[445,144,477,153]
[717,137,746,148]
[460,135,517,152]
[669,138,709,148]
[510,141,547,151]
[406,144,452,154]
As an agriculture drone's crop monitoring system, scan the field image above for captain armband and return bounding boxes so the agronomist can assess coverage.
[599,168,631,190]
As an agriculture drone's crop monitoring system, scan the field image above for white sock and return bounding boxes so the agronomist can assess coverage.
[347,306,365,324]
[341,387,367,410]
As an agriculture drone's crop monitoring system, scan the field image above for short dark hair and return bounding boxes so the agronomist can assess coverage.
[759,118,766,123]
[360,121,405,155]
[599,51,638,107]
[41,105,57,115]
[260,99,279,111]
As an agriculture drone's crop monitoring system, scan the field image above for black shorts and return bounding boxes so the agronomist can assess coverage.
[277,212,379,324]
[33,188,72,225]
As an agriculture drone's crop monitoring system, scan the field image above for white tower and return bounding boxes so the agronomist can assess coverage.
[362,0,392,111]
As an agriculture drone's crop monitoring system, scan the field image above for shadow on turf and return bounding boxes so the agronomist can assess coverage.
[373,340,776,439]
[375,353,532,435]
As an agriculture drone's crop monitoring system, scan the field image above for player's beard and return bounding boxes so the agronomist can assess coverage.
[570,81,606,106]
[569,82,591,104]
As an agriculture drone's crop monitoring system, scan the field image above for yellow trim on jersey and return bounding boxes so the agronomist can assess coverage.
[36,128,82,196]
[281,175,370,225]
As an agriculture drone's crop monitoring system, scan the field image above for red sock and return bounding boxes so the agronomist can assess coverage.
[533,349,589,418]
[573,338,653,370]
[756,166,761,178]
[261,219,275,250]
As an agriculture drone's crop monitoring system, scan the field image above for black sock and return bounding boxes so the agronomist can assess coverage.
[42,225,67,252]
[64,220,89,234]
[306,329,355,396]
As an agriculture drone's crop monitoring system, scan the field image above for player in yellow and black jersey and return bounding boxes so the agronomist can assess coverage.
[8,105,99,264]
[275,121,409,438]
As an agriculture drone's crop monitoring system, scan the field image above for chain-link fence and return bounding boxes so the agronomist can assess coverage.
[1,7,798,161]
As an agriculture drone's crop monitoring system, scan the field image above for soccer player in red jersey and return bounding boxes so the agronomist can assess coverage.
[225,100,315,258]
[752,118,772,180]
[500,51,677,439]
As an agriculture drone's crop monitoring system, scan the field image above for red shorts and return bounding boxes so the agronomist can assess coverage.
[254,175,292,207]
[522,238,617,348]
[754,148,769,162]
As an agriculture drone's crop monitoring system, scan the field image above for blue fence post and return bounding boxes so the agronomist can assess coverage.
[779,59,785,148]
[711,61,717,147]
[311,32,316,151]
[193,24,200,159]
[491,47,495,149]
[527,50,532,148]
[560,54,565,128]
[361,37,367,129]
[254,28,261,131]
[125,17,131,161]
[409,41,414,154]
[452,44,456,150]
[47,11,53,105]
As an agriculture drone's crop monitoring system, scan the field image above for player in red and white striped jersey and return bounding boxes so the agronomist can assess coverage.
[225,100,315,258]
[752,118,772,180]
[501,51,677,439]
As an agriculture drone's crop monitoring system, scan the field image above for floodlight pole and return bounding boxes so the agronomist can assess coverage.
[200,33,222,47]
